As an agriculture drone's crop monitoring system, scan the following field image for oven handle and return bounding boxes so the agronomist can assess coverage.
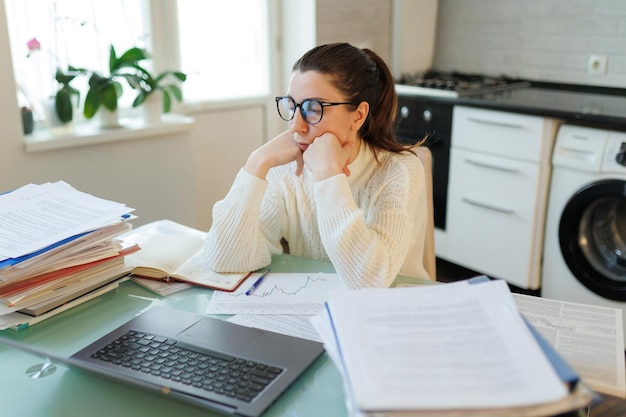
[467,116,524,129]
[461,197,516,215]
[464,158,520,173]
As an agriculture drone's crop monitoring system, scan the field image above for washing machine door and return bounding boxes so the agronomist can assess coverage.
[559,179,626,300]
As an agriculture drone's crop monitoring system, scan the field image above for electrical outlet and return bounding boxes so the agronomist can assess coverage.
[588,55,608,75]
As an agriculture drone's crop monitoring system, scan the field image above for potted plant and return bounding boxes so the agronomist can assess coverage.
[131,69,187,113]
[83,45,150,120]
[53,65,86,123]
[133,70,187,113]
[20,106,34,134]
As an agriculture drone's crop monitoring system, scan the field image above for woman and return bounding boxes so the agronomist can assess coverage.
[205,43,428,289]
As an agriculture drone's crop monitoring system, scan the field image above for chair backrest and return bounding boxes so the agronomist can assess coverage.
[414,145,436,280]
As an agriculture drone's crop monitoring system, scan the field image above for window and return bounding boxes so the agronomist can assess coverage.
[176,0,270,102]
[5,0,270,126]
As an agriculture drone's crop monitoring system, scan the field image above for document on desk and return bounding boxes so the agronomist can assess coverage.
[321,280,575,413]
[0,181,134,259]
[514,293,626,398]
[206,272,343,315]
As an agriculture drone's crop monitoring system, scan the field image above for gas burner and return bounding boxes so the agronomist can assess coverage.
[396,71,529,98]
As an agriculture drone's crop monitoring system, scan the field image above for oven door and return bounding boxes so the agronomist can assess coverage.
[395,95,452,231]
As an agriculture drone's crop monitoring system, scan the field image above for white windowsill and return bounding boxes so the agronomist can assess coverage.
[23,114,195,153]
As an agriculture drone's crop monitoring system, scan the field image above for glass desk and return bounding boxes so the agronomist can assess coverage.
[0,254,432,417]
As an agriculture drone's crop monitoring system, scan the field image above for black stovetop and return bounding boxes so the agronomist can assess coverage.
[397,71,526,94]
[396,73,626,130]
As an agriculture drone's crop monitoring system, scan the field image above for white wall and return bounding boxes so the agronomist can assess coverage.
[189,106,266,231]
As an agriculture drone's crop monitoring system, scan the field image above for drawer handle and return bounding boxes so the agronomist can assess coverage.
[464,158,519,173]
[467,117,524,129]
[461,197,516,215]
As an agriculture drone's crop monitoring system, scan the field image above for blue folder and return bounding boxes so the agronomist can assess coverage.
[0,231,90,269]
[0,214,133,269]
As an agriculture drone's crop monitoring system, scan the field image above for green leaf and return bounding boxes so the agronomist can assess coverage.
[169,85,183,101]
[55,90,73,123]
[114,47,149,71]
[68,64,88,73]
[173,72,187,82]
[163,90,172,113]
[108,45,118,74]
[55,69,75,85]
[132,64,153,80]
[88,72,110,88]
[83,89,100,119]
[120,73,144,90]
[132,91,148,108]
[101,84,119,111]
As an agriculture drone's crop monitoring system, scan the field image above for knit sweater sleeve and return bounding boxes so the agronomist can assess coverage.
[205,168,283,273]
[314,154,424,289]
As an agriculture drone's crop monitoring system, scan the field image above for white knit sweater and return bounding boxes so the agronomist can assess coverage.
[205,142,428,289]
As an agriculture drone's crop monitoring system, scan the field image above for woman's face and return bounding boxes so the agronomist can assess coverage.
[287,70,368,154]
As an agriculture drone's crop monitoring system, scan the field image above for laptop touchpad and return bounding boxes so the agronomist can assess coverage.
[177,317,263,354]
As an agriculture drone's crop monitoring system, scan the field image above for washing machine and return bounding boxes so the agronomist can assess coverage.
[542,124,626,342]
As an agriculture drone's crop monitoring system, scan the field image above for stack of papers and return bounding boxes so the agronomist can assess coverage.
[313,279,595,416]
[0,181,137,329]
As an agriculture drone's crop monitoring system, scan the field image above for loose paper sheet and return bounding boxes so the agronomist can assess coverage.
[227,314,322,342]
[514,293,626,398]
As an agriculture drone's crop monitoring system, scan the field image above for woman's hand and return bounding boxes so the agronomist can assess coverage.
[303,132,355,181]
[244,130,304,179]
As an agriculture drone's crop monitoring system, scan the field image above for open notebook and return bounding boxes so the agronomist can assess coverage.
[0,306,325,417]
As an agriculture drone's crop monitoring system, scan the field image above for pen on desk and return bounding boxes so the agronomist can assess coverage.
[245,269,270,296]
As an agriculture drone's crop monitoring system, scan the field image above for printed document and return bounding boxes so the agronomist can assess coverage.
[322,280,569,411]
[514,293,626,398]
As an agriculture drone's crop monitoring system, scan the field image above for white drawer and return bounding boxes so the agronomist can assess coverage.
[452,106,547,161]
[445,148,544,289]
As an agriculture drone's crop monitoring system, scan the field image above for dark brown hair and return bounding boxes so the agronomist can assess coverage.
[292,43,418,159]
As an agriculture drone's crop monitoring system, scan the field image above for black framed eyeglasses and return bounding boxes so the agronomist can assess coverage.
[275,96,358,125]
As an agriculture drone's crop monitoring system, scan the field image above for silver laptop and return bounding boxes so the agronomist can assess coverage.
[0,306,325,417]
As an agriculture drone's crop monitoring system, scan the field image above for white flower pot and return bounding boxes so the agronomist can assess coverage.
[142,91,163,124]
[98,107,121,128]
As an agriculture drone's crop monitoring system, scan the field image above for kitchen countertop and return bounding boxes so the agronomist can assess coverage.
[398,82,626,129]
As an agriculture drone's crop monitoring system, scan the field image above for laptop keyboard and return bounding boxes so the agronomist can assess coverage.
[90,330,284,403]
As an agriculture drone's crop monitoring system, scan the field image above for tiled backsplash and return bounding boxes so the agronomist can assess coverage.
[433,0,626,88]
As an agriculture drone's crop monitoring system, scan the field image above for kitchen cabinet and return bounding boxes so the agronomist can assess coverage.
[444,106,560,289]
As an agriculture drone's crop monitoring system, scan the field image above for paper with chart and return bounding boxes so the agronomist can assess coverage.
[206,272,342,315]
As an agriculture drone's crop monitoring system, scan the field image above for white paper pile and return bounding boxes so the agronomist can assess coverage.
[0,181,137,329]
